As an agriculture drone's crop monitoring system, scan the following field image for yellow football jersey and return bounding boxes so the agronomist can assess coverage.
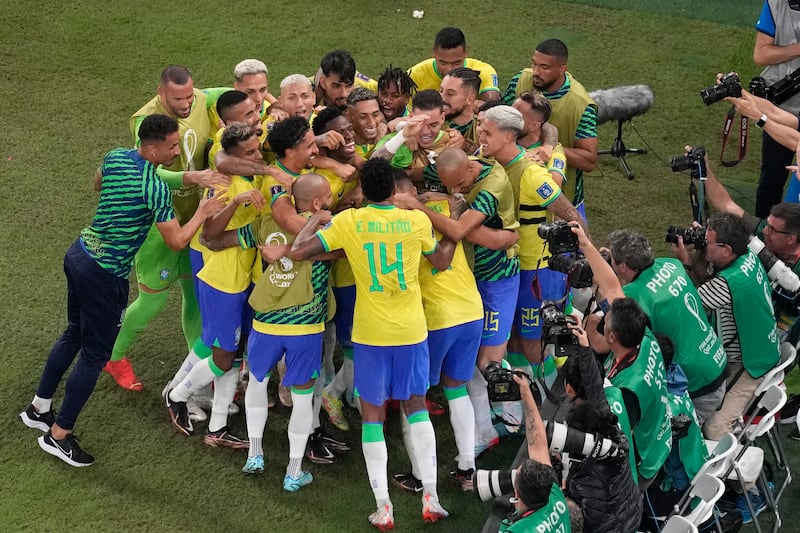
[524,141,568,184]
[505,155,562,270]
[419,199,483,331]
[317,205,437,346]
[195,174,263,293]
[313,167,358,210]
[408,57,499,95]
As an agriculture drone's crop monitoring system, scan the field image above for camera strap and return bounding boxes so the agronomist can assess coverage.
[719,105,748,167]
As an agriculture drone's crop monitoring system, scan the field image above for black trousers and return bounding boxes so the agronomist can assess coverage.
[756,130,796,218]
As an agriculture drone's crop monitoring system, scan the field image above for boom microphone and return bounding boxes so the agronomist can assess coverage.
[589,85,655,125]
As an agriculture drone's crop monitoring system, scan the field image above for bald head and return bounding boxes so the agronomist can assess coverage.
[293,173,332,212]
[437,147,474,190]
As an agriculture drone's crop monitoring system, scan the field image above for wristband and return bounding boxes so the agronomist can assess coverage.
[384,129,409,155]
[756,114,767,128]
[156,166,186,189]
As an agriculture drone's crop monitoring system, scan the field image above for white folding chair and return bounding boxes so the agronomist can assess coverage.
[684,473,726,526]
[661,514,698,533]
[724,384,787,533]
[697,432,737,479]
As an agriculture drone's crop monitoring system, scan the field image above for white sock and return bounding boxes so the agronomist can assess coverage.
[170,357,219,403]
[32,395,52,413]
[169,348,202,390]
[400,411,421,479]
[245,371,269,457]
[407,411,438,499]
[287,387,314,477]
[362,423,389,505]
[208,368,238,432]
[447,391,476,471]
[311,377,323,432]
[466,366,494,436]
[321,321,336,386]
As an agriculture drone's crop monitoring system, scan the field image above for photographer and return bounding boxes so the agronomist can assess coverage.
[560,325,642,533]
[702,151,800,347]
[598,229,726,424]
[570,225,673,491]
[751,0,800,216]
[672,213,780,440]
[500,373,572,532]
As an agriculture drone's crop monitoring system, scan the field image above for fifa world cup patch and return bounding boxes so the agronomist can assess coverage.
[536,183,554,199]
[553,159,565,170]
[159,268,170,280]
[491,74,498,88]
[270,185,285,197]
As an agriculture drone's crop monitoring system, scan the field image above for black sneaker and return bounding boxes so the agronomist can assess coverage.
[38,431,94,467]
[165,388,193,436]
[202,427,249,449]
[789,427,800,441]
[779,394,800,425]
[305,432,335,464]
[449,467,475,492]
[391,472,422,493]
[317,428,350,452]
[19,404,55,432]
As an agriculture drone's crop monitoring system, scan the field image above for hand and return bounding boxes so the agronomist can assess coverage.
[316,130,345,150]
[268,106,289,122]
[331,160,357,182]
[258,243,289,264]
[392,192,424,210]
[198,193,227,218]
[267,167,295,192]
[568,323,589,347]
[310,209,332,226]
[401,114,429,139]
[724,90,762,120]
[536,144,553,162]
[445,129,465,150]
[524,150,545,165]
[194,169,231,188]
[234,189,266,211]
[569,222,591,248]
[513,373,535,404]
[671,235,691,265]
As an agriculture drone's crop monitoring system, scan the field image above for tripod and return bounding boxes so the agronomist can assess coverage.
[598,118,647,180]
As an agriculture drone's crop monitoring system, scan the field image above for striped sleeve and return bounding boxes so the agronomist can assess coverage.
[697,276,733,311]
[470,189,498,219]
[502,70,523,105]
[143,165,175,223]
[575,104,598,139]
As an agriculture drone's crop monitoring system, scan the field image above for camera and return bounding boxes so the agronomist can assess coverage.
[670,146,707,178]
[665,225,708,250]
[671,413,692,440]
[538,220,579,255]
[484,361,532,403]
[749,69,800,106]
[538,221,595,288]
[749,236,800,294]
[473,422,624,502]
[541,302,580,358]
[700,72,742,106]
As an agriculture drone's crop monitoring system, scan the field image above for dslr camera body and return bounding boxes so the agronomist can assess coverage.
[700,72,742,106]
[665,225,707,250]
[541,302,580,358]
[537,221,594,288]
[670,146,707,179]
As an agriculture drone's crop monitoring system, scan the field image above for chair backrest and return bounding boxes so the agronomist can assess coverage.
[744,384,787,441]
[754,342,796,396]
[696,433,737,479]
[662,514,699,533]
[685,473,726,526]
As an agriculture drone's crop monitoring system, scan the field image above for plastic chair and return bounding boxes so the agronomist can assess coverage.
[724,384,787,533]
[684,474,726,526]
[661,514,698,533]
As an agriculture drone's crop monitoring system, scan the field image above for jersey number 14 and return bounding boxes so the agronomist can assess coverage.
[363,242,407,292]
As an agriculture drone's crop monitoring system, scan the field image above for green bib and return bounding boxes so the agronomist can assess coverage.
[666,391,708,483]
[604,385,639,482]
[605,330,673,479]
[130,89,211,223]
[716,251,780,378]
[499,483,571,533]
[623,258,726,393]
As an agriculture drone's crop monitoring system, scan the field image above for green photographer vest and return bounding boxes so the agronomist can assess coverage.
[130,89,211,223]
[605,330,672,479]
[604,385,639,482]
[515,71,595,206]
[666,391,708,483]
[623,258,726,393]
[716,251,780,378]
